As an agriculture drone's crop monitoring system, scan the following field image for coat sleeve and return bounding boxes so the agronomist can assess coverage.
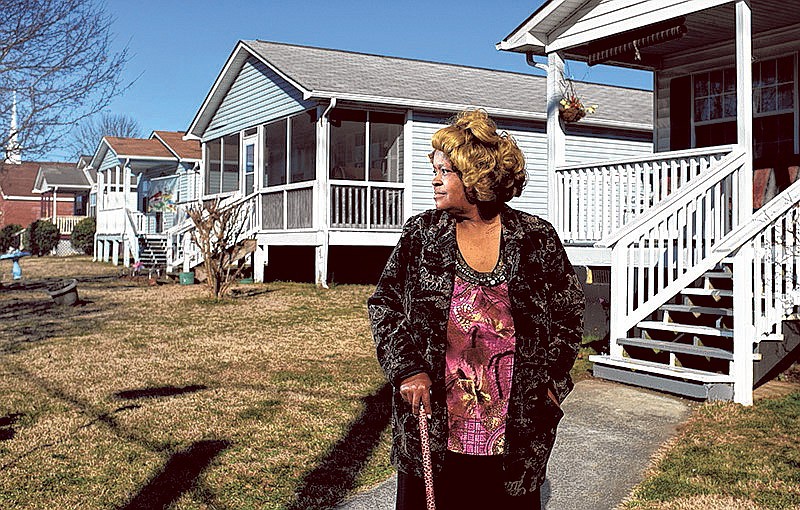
[368,219,428,388]
[542,222,586,403]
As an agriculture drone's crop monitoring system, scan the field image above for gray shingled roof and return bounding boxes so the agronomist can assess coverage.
[38,163,90,188]
[243,40,652,128]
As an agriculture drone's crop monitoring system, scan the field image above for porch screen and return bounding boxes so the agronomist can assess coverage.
[369,112,404,182]
[329,109,404,182]
[290,111,316,183]
[264,119,287,186]
[330,109,366,180]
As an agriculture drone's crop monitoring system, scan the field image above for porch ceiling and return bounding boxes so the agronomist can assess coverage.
[562,2,800,70]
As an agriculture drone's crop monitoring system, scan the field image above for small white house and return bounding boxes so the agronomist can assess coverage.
[177,40,654,284]
[499,0,800,404]
[91,131,201,268]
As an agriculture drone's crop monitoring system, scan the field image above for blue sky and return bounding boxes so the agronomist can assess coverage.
[49,0,651,160]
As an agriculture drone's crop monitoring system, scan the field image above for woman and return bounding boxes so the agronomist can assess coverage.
[368,109,584,510]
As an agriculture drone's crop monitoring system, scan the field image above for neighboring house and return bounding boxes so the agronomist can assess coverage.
[0,161,75,231]
[32,161,95,255]
[177,39,653,283]
[499,0,800,404]
[91,131,201,268]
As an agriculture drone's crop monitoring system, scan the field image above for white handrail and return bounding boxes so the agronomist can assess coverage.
[608,148,747,346]
[557,145,734,242]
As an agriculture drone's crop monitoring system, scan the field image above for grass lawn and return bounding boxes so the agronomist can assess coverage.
[0,256,390,509]
[2,256,798,509]
[622,370,800,510]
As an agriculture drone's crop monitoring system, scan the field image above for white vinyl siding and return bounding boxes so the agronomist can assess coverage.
[204,57,314,141]
[98,149,120,172]
[551,0,727,53]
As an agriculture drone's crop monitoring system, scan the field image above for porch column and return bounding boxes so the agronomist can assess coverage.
[546,51,567,228]
[736,0,753,220]
[733,0,754,406]
[51,188,58,223]
[253,241,267,283]
[315,104,331,288]
[112,240,119,265]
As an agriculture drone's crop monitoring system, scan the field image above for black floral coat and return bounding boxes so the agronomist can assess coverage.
[368,206,585,496]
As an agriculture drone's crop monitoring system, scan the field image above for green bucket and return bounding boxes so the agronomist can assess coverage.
[179,272,195,285]
[238,277,254,284]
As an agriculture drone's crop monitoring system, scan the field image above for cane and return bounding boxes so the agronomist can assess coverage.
[417,404,436,510]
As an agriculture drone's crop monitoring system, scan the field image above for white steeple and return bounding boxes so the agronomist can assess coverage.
[5,91,21,164]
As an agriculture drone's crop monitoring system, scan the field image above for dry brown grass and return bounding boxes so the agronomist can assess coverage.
[0,256,391,509]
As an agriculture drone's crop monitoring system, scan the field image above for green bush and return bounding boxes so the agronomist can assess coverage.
[0,224,23,252]
[24,220,60,256]
[70,217,96,255]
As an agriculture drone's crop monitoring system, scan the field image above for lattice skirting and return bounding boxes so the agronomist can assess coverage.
[53,240,82,257]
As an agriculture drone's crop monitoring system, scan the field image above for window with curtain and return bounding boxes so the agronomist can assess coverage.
[690,54,797,160]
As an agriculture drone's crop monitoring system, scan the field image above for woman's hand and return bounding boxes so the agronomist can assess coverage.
[399,372,432,418]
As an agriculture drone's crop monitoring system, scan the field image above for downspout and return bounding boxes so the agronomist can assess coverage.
[317,98,337,289]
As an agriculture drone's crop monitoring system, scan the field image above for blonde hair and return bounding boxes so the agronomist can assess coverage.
[430,109,526,204]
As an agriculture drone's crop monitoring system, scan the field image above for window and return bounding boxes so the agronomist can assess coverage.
[264,119,287,186]
[290,111,316,182]
[690,54,797,158]
[204,134,241,194]
[329,109,404,183]
[206,140,221,194]
[222,134,240,192]
[244,141,255,194]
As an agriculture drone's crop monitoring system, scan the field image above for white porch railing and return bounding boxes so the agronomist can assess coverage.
[53,215,87,235]
[330,181,404,229]
[716,179,800,338]
[96,207,126,235]
[166,192,260,273]
[556,145,735,243]
[601,148,748,350]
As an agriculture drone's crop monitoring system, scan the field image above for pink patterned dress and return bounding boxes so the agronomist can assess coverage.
[445,249,516,456]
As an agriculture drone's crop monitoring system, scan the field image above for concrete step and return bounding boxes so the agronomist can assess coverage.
[638,320,734,338]
[660,304,734,316]
[617,337,734,360]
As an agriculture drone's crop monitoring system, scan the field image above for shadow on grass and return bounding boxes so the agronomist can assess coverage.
[119,439,231,510]
[0,297,103,354]
[114,385,208,400]
[287,383,392,510]
[0,412,23,440]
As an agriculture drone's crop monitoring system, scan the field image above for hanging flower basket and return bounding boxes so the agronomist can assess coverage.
[558,78,597,123]
[559,106,587,123]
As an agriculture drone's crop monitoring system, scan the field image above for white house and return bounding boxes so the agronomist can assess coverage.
[91,131,201,268]
[177,40,653,284]
[499,0,800,404]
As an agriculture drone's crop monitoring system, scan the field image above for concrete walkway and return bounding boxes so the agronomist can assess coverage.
[337,378,691,510]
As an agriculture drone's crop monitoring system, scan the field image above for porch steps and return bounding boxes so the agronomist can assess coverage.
[591,264,741,401]
[680,288,734,298]
[616,338,734,360]
[590,355,734,400]
[637,321,733,338]
[139,234,167,270]
[660,304,733,316]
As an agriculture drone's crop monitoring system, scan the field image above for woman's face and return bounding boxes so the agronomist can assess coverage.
[431,150,474,216]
